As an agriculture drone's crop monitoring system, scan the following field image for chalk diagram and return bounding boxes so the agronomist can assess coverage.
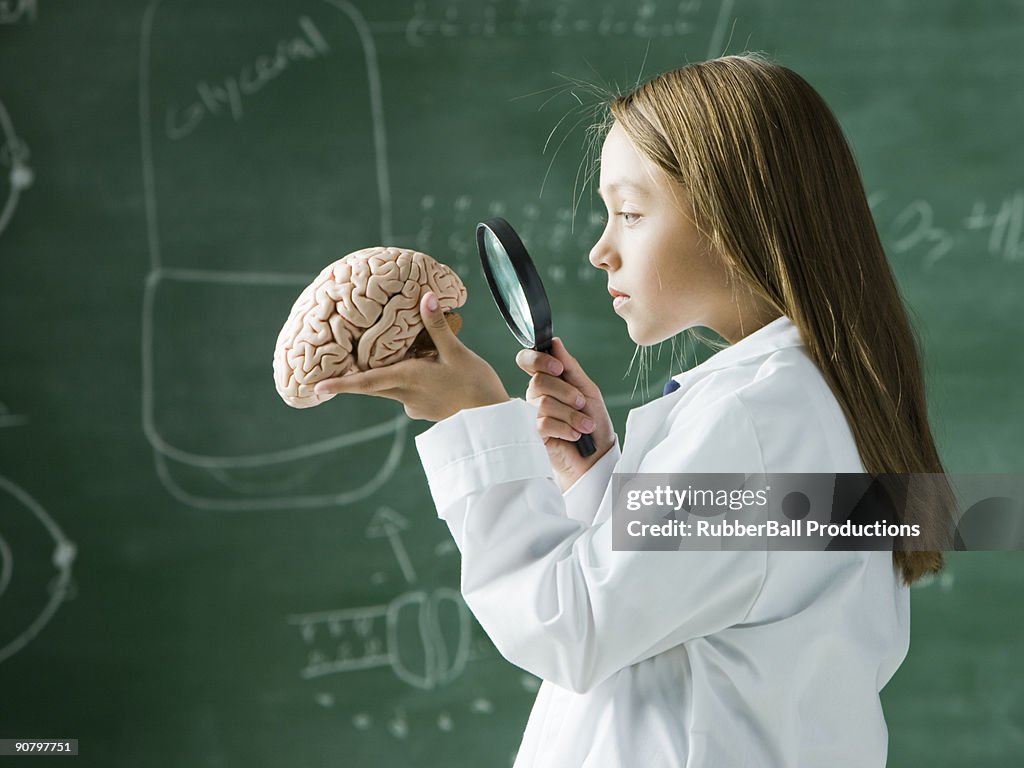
[0,0,37,25]
[0,476,77,665]
[138,0,405,510]
[0,400,29,429]
[287,505,541,743]
[0,96,33,241]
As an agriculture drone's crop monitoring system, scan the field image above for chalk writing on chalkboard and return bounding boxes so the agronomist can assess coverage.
[165,15,331,141]
[399,0,709,45]
[0,476,77,665]
[963,192,1024,264]
[0,0,35,24]
[0,97,33,239]
[871,190,1024,268]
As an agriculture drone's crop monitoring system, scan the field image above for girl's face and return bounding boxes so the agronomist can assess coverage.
[589,122,737,346]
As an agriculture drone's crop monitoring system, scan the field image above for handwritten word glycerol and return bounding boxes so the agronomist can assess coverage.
[165,16,329,141]
[0,0,36,24]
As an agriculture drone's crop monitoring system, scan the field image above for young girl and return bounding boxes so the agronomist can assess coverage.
[316,53,949,767]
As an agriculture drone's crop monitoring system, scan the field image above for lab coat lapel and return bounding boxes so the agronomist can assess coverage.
[613,316,803,475]
[617,396,677,474]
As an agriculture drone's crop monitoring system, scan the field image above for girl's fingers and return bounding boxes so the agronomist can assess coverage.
[516,341,599,399]
[550,337,597,391]
[315,364,409,395]
[526,373,588,410]
[527,393,596,438]
[516,348,563,376]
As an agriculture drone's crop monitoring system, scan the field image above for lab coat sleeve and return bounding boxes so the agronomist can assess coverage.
[416,396,768,694]
[561,432,621,525]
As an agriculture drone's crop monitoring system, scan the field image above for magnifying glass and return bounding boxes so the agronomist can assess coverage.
[477,217,597,457]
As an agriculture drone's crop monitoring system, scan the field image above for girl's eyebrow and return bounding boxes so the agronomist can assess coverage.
[597,182,650,199]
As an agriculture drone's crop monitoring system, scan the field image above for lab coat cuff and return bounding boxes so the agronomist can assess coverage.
[561,434,620,524]
[415,398,554,515]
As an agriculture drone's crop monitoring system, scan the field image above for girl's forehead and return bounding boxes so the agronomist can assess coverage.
[599,127,653,192]
[599,129,668,200]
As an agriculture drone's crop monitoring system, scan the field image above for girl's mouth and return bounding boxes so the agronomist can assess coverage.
[609,287,630,311]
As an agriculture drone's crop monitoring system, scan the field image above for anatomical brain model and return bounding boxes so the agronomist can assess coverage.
[274,246,466,408]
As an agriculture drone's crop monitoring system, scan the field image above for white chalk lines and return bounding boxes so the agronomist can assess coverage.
[0,476,77,665]
[0,96,33,240]
[139,0,400,510]
[286,504,509,739]
[1,28,67,669]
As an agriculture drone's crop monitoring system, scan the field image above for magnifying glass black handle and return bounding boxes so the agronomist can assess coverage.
[565,387,597,457]
[536,341,597,458]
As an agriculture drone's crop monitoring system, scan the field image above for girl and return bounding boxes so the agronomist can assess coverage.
[316,53,950,767]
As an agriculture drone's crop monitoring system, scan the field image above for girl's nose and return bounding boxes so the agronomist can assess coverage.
[588,231,619,271]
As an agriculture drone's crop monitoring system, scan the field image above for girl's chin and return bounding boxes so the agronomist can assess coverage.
[626,321,680,347]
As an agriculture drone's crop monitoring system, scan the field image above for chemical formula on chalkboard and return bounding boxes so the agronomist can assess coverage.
[399,0,708,45]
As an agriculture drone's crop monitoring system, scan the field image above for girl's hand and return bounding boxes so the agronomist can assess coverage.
[314,292,510,421]
[516,338,615,492]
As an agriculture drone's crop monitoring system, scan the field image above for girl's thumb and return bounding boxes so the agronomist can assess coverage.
[420,291,456,353]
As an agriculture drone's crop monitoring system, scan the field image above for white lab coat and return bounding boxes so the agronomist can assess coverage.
[415,315,910,767]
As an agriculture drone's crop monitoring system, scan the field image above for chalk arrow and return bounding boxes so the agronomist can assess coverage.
[366,507,416,584]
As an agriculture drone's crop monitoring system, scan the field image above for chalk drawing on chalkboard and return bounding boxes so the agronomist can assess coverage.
[288,587,475,690]
[139,1,402,510]
[341,700,498,737]
[0,97,33,240]
[911,569,955,592]
[0,401,29,429]
[366,506,417,584]
[0,0,35,25]
[142,271,411,511]
[0,476,77,665]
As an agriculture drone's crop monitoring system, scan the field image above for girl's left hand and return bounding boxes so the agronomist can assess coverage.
[314,291,510,421]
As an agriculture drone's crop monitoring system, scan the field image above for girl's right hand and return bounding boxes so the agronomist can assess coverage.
[516,337,615,492]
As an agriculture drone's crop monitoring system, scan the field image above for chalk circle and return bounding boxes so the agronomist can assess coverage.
[782,491,811,520]
[10,163,33,190]
[0,533,12,599]
[0,476,76,665]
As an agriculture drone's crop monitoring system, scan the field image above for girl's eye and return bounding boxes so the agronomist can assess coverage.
[621,212,641,225]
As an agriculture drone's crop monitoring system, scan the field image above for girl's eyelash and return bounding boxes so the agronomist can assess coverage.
[597,212,641,225]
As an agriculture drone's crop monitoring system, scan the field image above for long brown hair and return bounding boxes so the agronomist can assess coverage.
[608,53,952,585]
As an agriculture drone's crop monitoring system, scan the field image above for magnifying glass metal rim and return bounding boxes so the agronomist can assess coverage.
[476,217,553,352]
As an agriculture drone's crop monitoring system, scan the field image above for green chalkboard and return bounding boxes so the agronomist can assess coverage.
[1,0,1022,766]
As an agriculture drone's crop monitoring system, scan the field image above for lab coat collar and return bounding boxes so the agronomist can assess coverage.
[669,314,803,384]
[619,315,803,473]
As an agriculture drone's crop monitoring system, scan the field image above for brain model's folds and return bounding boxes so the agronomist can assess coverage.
[274,246,467,408]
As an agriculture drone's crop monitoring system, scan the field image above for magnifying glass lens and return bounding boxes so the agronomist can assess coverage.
[482,228,535,346]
